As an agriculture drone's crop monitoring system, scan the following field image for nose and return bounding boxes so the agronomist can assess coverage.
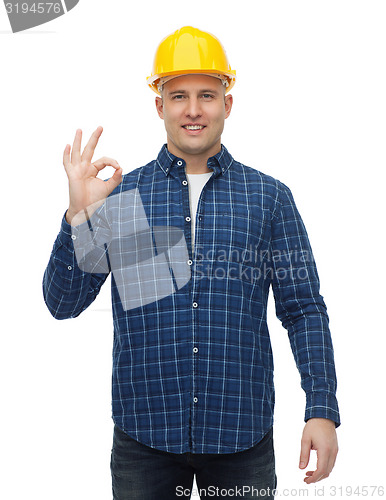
[185,96,202,119]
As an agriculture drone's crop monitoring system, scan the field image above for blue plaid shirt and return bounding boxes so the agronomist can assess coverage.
[43,144,340,454]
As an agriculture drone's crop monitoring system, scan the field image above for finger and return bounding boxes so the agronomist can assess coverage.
[325,444,338,477]
[304,470,317,484]
[71,129,82,165]
[92,157,121,172]
[313,441,338,482]
[305,449,329,484]
[304,471,325,484]
[104,167,123,193]
[63,144,71,171]
[81,126,103,163]
[299,436,311,470]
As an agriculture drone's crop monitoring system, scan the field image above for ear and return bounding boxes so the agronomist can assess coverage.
[224,94,233,119]
[155,96,164,119]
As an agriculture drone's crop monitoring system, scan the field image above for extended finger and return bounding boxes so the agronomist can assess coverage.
[71,129,82,165]
[92,157,121,172]
[63,144,71,171]
[82,126,103,163]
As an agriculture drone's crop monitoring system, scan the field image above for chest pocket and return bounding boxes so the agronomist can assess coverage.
[215,208,270,266]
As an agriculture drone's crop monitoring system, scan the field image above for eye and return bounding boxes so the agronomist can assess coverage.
[201,94,215,99]
[172,94,185,100]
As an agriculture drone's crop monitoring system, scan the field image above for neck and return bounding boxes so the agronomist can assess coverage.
[167,141,221,174]
[185,163,212,174]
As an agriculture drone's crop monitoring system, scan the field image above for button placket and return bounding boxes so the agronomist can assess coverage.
[188,166,216,450]
[176,158,198,447]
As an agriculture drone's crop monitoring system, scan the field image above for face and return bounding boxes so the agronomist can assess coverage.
[155,74,233,161]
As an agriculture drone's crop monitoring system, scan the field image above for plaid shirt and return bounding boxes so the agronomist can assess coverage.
[43,144,340,454]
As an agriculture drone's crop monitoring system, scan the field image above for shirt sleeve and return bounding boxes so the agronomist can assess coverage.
[42,210,110,320]
[270,181,341,427]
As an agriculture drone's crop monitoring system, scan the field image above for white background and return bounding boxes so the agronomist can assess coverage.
[1,1,385,498]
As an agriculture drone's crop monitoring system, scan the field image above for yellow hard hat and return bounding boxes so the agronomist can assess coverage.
[147,26,236,96]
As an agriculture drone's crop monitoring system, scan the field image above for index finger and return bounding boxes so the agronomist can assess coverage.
[81,126,103,163]
[71,128,82,165]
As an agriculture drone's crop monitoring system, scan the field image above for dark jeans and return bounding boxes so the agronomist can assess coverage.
[110,424,277,499]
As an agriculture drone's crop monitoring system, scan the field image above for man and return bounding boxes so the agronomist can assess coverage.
[43,26,340,499]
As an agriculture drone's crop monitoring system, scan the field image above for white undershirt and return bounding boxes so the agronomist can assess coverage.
[185,172,213,253]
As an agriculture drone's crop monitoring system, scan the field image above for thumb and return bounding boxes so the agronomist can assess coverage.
[299,435,311,469]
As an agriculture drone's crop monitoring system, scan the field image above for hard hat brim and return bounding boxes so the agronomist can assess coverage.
[147,69,236,96]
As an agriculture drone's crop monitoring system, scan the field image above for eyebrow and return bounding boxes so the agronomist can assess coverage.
[167,89,220,96]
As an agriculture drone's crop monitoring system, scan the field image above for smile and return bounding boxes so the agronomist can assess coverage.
[182,125,205,130]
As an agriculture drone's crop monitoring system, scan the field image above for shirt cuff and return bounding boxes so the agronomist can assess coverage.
[58,211,91,249]
[305,392,341,428]
[57,212,75,248]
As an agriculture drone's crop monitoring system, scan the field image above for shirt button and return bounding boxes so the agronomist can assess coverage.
[193,397,198,403]
[185,216,191,222]
[67,266,72,271]
[177,160,183,166]
[192,302,198,308]
[193,347,198,353]
[182,180,188,185]
[187,260,193,266]
[71,235,76,240]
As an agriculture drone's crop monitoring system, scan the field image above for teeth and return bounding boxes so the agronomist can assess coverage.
[184,125,204,130]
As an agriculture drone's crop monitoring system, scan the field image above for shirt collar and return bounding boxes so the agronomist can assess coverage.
[156,144,234,178]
